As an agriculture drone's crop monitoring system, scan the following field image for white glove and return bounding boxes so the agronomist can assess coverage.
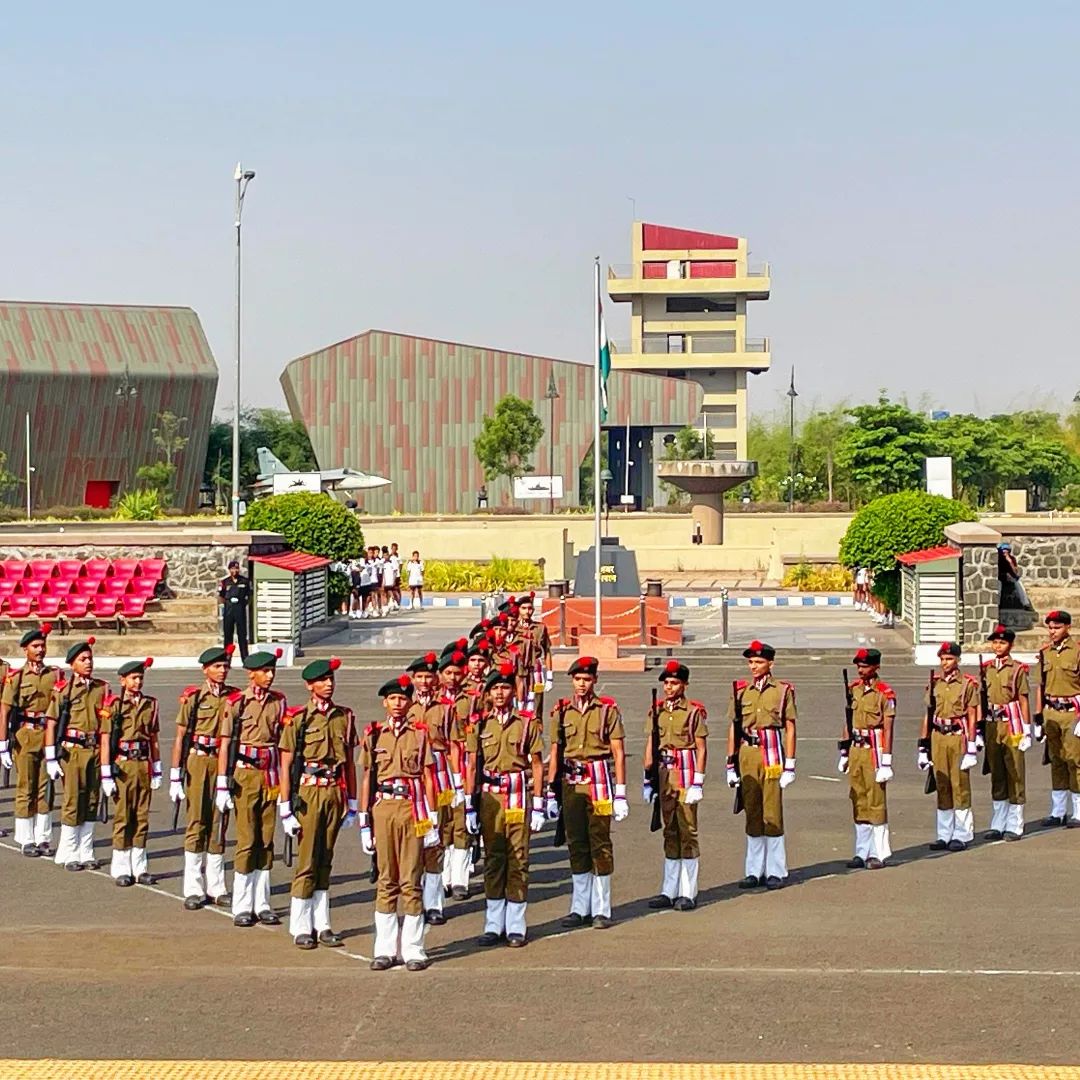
[46,754,64,783]
[150,761,163,791]
[0,740,12,771]
[1034,721,1045,743]
[613,784,629,822]
[543,669,553,693]
[917,749,931,771]
[423,823,440,849]
[465,807,479,834]
[451,774,466,808]
[975,732,985,751]
[683,771,704,805]
[360,826,375,855]
[529,797,545,833]
[874,753,894,785]
[342,798,359,829]
[1018,731,1032,753]
[214,775,234,814]
[544,792,559,821]
[1073,720,1080,738]
[837,754,849,774]
[642,778,654,804]
[960,742,978,772]
[169,766,184,803]
[100,765,117,799]
[279,799,301,837]
[726,766,739,788]
[778,759,796,790]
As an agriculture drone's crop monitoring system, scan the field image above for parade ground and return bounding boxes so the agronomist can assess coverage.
[2,654,1078,1072]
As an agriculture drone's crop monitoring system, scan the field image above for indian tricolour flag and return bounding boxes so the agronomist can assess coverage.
[597,294,610,423]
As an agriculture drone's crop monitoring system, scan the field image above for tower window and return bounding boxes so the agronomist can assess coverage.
[666,297,736,314]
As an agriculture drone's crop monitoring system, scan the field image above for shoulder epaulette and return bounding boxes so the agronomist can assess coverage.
[519,709,536,720]
[963,673,978,684]
[364,721,381,736]
[53,675,68,691]
[689,699,707,710]
[779,680,795,689]
[413,721,428,732]
[4,670,17,683]
[285,705,305,717]
[179,685,201,700]
[227,690,245,704]
[981,659,992,668]
[875,680,895,696]
[1018,661,1030,672]
[268,689,286,700]
[599,695,617,706]
[735,679,748,691]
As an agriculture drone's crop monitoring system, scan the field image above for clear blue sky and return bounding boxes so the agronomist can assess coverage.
[3,1,1079,424]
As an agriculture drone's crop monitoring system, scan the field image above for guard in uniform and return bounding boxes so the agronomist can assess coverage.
[217,649,287,927]
[1035,610,1080,826]
[918,642,979,850]
[100,658,161,886]
[727,641,797,889]
[359,675,439,971]
[838,648,894,868]
[643,659,707,910]
[490,611,525,704]
[219,559,251,661]
[278,657,358,949]
[515,592,553,717]
[981,625,1031,840]
[169,645,240,909]
[440,643,472,900]
[0,625,60,855]
[465,663,545,946]
[45,638,110,870]
[545,656,628,929]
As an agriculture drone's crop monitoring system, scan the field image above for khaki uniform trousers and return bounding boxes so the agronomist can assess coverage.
[233,765,277,874]
[848,745,887,825]
[423,802,453,875]
[291,783,344,899]
[659,768,699,859]
[112,758,150,850]
[986,720,1026,804]
[931,731,971,811]
[373,797,423,916]
[479,791,530,902]
[561,780,613,876]
[183,750,225,855]
[1045,708,1079,794]
[59,745,100,827]
[449,802,470,850]
[13,724,51,818]
[738,743,784,837]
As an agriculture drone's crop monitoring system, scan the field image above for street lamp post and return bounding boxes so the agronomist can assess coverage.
[786,366,798,513]
[116,364,137,490]
[600,467,613,538]
[231,163,256,532]
[545,371,560,515]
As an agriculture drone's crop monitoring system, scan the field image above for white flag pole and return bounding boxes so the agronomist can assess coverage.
[593,257,602,636]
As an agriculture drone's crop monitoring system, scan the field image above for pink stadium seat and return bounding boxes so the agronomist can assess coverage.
[120,595,147,619]
[18,580,45,598]
[102,578,130,599]
[2,560,28,581]
[56,560,84,581]
[75,579,103,597]
[130,577,157,599]
[137,558,166,582]
[7,595,33,617]
[35,596,61,618]
[45,579,73,597]
[28,560,56,580]
[110,558,139,580]
[62,595,91,618]
[83,559,110,582]
[90,595,119,618]
[0,580,16,598]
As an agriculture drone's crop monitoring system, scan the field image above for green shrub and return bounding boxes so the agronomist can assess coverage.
[327,569,350,615]
[423,558,543,592]
[241,492,364,561]
[115,489,163,521]
[782,562,853,591]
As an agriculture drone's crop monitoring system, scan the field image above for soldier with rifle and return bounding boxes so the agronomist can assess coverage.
[100,658,161,886]
[439,642,472,901]
[727,641,797,890]
[216,649,287,928]
[514,592,552,717]
[490,608,526,705]
[1034,610,1080,827]
[279,657,358,949]
[360,674,439,971]
[642,659,708,911]
[544,656,628,930]
[169,645,240,910]
[837,648,895,869]
[0,625,60,855]
[980,625,1031,840]
[918,642,979,851]
[45,638,110,871]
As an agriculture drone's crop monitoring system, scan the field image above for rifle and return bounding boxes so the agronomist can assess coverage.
[284,708,311,868]
[469,709,487,866]
[50,674,76,807]
[171,691,202,832]
[1037,650,1049,767]
[552,701,567,846]
[97,692,125,827]
[922,672,937,795]
[365,720,379,883]
[978,656,991,776]
[216,697,243,850]
[647,687,662,833]
[840,667,854,752]
[1,668,27,836]
[730,680,745,815]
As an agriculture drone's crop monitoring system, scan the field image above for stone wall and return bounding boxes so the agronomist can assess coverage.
[959,544,999,644]
[1004,534,1080,587]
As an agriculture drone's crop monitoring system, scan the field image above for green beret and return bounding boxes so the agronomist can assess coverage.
[441,638,469,657]
[485,662,516,691]
[466,641,490,661]
[379,674,414,698]
[118,658,154,678]
[198,646,233,666]
[244,649,282,671]
[65,638,96,665]
[568,655,598,677]
[19,625,51,648]
[658,659,690,683]
[469,620,492,640]
[439,648,467,671]
[742,640,776,661]
[302,657,341,681]
[406,652,440,675]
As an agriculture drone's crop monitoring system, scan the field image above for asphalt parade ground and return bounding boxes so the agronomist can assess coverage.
[3,655,1078,1070]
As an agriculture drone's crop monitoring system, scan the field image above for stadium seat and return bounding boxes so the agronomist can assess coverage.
[56,560,84,582]
[19,580,46,598]
[35,596,62,618]
[90,595,119,618]
[7,595,33,617]
[0,580,16,598]
[62,595,91,618]
[102,578,130,599]
[74,579,103,597]
[137,558,166,582]
[83,559,110,582]
[120,595,147,619]
[2,560,28,581]
[110,558,139,580]
[46,579,73,596]
[28,560,57,580]
[130,577,157,599]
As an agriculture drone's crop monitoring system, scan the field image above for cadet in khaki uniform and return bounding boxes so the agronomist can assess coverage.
[1034,610,1080,826]
[981,625,1031,840]
[918,642,979,850]
[0,625,60,856]
[490,610,526,704]
[545,656,629,929]
[278,657,358,949]
[838,648,894,869]
[100,658,161,886]
[465,663,544,946]
[515,593,553,716]
[168,645,240,909]
[45,638,110,871]
[643,660,707,910]
[359,675,439,971]
[727,640,797,890]
[464,637,492,698]
[440,643,473,899]
[216,649,287,927]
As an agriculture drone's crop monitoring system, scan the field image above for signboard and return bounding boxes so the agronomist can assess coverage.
[272,472,323,495]
[513,475,564,500]
[925,457,953,500]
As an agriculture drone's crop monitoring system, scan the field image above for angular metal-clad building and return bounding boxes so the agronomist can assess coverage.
[0,302,219,511]
[281,329,703,514]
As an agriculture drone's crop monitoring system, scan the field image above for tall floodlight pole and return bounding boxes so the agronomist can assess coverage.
[593,259,602,635]
[787,366,798,513]
[232,162,256,531]
[545,371,560,515]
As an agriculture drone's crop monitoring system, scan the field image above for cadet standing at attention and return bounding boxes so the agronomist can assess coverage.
[439,642,472,901]
[1035,610,1080,826]
[981,625,1030,840]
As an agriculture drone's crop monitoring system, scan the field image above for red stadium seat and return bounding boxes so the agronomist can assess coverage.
[56,560,84,581]
[90,595,119,618]
[2,560,28,581]
[83,559,110,582]
[137,558,166,582]
[35,596,62,618]
[75,579,103,597]
[45,579,73,597]
[120,595,147,619]
[0,580,16,598]
[28,560,57,580]
[7,595,33,617]
[62,595,91,618]
[130,577,157,599]
[102,578,130,599]
[110,559,139,580]
[18,580,45,598]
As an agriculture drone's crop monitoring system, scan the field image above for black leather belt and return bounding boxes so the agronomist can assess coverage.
[932,722,964,735]
[378,780,412,797]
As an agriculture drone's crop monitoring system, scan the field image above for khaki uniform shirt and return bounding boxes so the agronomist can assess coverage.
[467,709,542,773]
[925,672,976,720]
[409,695,450,751]
[219,687,287,747]
[3,663,60,716]
[1041,638,1080,698]
[176,683,241,738]
[280,701,357,767]
[728,676,798,731]
[983,657,1030,707]
[850,680,896,729]
[646,695,709,749]
[549,696,625,760]
[360,719,433,783]
[100,694,159,743]
[46,676,110,735]
[446,690,473,744]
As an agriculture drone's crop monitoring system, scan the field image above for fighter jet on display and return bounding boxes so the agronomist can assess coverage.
[253,447,391,496]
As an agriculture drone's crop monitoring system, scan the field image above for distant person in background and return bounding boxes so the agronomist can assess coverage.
[997,543,1032,612]
[381,546,398,615]
[219,560,250,661]
[853,567,869,611]
[348,559,364,619]
[407,551,425,610]
[389,543,403,609]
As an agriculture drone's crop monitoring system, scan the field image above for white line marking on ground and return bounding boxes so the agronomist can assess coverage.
[808,774,844,783]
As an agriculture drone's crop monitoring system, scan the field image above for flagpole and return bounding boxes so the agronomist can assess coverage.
[593,257,602,636]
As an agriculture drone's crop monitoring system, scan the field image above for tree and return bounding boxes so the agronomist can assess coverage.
[0,451,21,502]
[800,406,851,502]
[473,394,544,496]
[152,411,189,467]
[836,396,933,498]
[658,426,716,506]
[241,492,364,562]
[132,411,189,506]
